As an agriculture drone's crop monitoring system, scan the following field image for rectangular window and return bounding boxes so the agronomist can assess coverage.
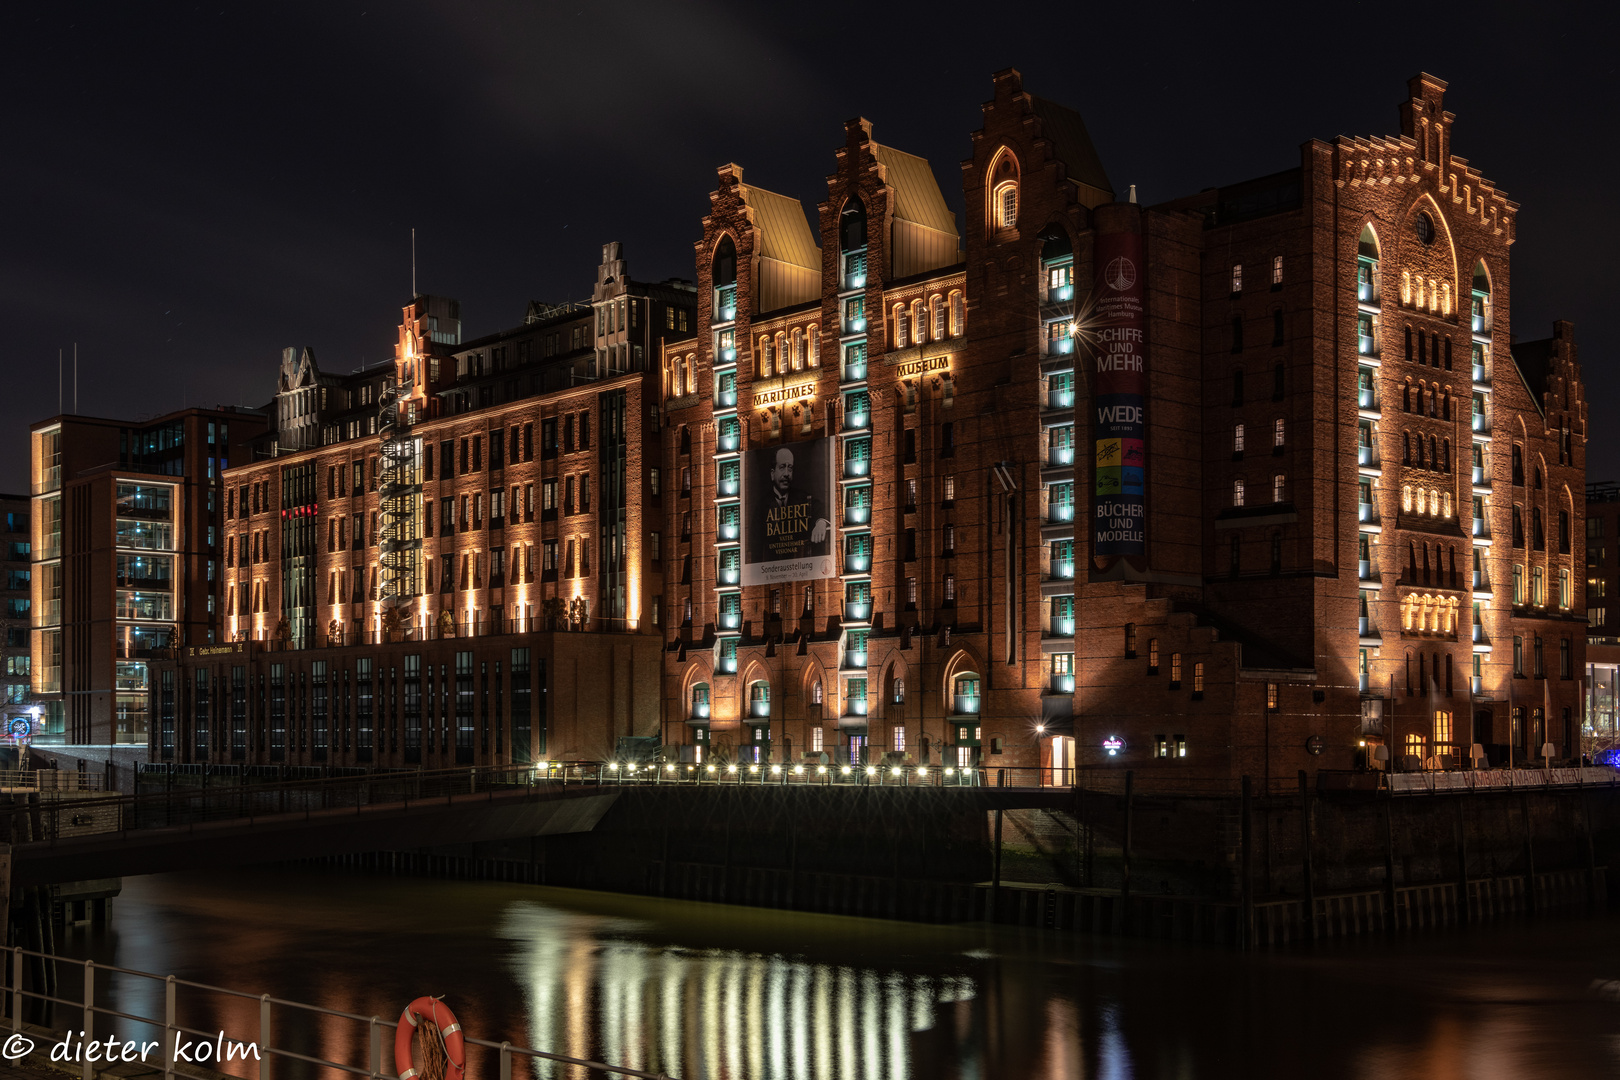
[894,725,906,752]
[1233,479,1245,507]
[1231,264,1243,294]
[1272,255,1283,286]
[943,475,955,504]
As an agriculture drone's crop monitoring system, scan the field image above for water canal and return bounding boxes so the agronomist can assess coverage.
[44,867,1620,1078]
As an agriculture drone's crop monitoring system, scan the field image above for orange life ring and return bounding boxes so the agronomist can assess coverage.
[394,996,465,1080]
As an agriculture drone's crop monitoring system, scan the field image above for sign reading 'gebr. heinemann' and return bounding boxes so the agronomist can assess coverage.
[1090,230,1147,560]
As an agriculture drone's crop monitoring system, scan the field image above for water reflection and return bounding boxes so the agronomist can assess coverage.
[46,869,1620,1079]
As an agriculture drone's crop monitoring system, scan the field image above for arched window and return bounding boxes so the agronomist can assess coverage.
[840,196,867,253]
[807,325,819,366]
[759,335,772,378]
[912,299,926,344]
[988,149,1020,233]
[950,291,965,337]
[811,679,823,705]
[690,682,711,720]
[712,236,737,321]
[894,303,909,349]
[748,680,770,718]
[931,294,945,340]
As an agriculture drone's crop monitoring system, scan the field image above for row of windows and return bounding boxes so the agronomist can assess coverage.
[1231,420,1286,455]
[1228,257,1285,295]
[1231,475,1288,507]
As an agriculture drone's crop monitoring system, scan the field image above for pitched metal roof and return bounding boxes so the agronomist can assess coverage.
[742,185,821,271]
[1028,95,1114,198]
[871,143,958,238]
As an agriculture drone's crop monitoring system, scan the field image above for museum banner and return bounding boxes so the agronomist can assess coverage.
[1090,229,1146,560]
[741,437,836,585]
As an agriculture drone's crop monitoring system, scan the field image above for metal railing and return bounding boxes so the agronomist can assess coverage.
[0,770,105,793]
[0,765,567,845]
[2,944,669,1080]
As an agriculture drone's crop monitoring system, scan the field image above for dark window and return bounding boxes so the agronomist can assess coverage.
[1272,362,1285,401]
[904,429,916,465]
[1404,325,1413,361]
[1232,369,1244,407]
[1272,310,1284,346]
[941,422,955,458]
[1231,316,1243,353]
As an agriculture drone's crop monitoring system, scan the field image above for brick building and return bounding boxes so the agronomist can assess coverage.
[1584,482,1619,760]
[658,71,1587,783]
[141,244,689,767]
[27,407,266,748]
[2,494,30,717]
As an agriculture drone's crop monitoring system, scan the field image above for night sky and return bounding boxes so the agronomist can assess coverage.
[5,2,1615,494]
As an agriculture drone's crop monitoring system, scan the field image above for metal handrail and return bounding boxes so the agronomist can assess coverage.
[2,944,669,1079]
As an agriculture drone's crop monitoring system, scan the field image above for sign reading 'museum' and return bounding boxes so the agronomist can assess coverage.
[742,437,835,586]
[895,353,951,379]
[1090,230,1147,559]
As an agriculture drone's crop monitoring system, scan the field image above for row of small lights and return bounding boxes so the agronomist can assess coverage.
[536,762,974,779]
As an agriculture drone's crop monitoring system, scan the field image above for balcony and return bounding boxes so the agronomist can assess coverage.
[1358,280,1380,305]
[844,548,871,575]
[1049,557,1075,580]
[1358,560,1378,582]
[717,474,740,498]
[841,361,868,384]
[841,649,867,670]
[843,502,870,528]
[844,600,871,623]
[952,694,981,716]
[1047,386,1075,410]
[1471,675,1484,695]
[1357,445,1380,468]
[1357,388,1379,411]
[717,563,740,586]
[1471,465,1486,486]
[718,608,741,631]
[748,700,770,720]
[842,314,867,336]
[1358,673,1371,692]
[1472,412,1490,434]
[718,516,739,542]
[1358,616,1372,636]
[1358,503,1379,525]
[717,430,740,453]
[842,410,869,433]
[714,285,737,324]
[1049,283,1075,304]
[1046,335,1075,357]
[1050,673,1076,694]
[33,466,62,495]
[1047,441,1075,467]
[715,388,738,409]
[1472,518,1489,538]
[716,346,737,368]
[1472,624,1487,644]
[1358,335,1379,358]
[1472,311,1490,335]
[843,457,870,480]
[690,701,711,721]
[1473,362,1490,385]
[1048,615,1075,638]
[716,654,737,675]
[844,697,869,719]
[1047,501,1075,525]
[841,252,867,292]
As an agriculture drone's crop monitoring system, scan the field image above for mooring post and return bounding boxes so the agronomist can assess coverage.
[1521,792,1537,915]
[991,808,1003,923]
[1383,795,1398,930]
[1455,794,1470,925]
[1240,775,1253,951]
[1121,770,1135,934]
[1297,770,1315,941]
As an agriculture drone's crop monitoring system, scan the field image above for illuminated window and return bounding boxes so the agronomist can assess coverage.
[894,725,906,752]
[811,726,824,752]
[1234,424,1245,453]
[1231,264,1243,294]
[1273,474,1285,503]
[950,292,965,337]
[1170,653,1183,688]
[1193,663,1204,693]
[995,182,1018,229]
[1233,479,1245,507]
[1272,255,1283,286]
[1148,638,1160,672]
[1266,682,1278,711]
[1274,419,1285,447]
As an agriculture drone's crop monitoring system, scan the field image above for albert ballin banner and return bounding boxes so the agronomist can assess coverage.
[1090,230,1147,559]
[741,437,836,586]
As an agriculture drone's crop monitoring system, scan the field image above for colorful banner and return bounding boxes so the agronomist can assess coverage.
[742,437,836,585]
[1090,231,1147,558]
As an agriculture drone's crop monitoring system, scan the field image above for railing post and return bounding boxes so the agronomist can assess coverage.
[368,1015,383,1079]
[9,948,20,1032]
[82,962,95,1080]
[259,993,271,1080]
[499,1041,513,1080]
[164,975,177,1080]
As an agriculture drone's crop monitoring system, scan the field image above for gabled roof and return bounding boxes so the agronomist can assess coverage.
[871,143,958,237]
[1029,95,1113,198]
[743,185,821,271]
[1510,338,1556,418]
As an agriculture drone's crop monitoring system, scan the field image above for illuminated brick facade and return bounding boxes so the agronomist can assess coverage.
[659,71,1587,782]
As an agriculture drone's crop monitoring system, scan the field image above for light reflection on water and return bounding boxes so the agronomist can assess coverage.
[46,868,1620,1079]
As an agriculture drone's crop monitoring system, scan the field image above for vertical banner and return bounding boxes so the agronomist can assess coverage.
[1090,229,1147,560]
[742,437,836,585]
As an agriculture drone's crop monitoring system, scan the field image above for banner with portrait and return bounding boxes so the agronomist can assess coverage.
[742,437,836,585]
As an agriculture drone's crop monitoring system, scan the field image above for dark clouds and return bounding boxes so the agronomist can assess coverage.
[3,1,1615,490]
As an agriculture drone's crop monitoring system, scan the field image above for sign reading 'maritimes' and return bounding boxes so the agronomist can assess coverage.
[742,437,836,586]
[1091,230,1146,559]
